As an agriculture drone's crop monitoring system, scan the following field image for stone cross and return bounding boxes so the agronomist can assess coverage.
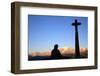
[72,19,81,58]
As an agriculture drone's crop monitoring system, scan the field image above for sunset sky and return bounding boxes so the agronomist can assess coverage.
[28,15,88,53]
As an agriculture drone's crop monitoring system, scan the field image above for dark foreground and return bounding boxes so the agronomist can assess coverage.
[28,56,87,61]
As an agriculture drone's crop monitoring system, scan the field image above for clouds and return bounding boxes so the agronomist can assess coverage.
[29,47,88,58]
[59,47,87,57]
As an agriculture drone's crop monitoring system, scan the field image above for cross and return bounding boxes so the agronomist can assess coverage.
[72,19,81,58]
[72,19,81,26]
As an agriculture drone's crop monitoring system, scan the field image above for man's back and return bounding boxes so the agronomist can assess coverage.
[51,44,62,59]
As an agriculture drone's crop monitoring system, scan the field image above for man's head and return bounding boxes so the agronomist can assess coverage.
[54,44,58,49]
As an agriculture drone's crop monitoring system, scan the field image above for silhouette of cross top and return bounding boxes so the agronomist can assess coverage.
[72,19,81,26]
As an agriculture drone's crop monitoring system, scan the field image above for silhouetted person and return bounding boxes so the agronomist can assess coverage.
[51,44,62,59]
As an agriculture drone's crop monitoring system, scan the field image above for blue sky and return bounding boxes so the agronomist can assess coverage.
[28,15,88,52]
